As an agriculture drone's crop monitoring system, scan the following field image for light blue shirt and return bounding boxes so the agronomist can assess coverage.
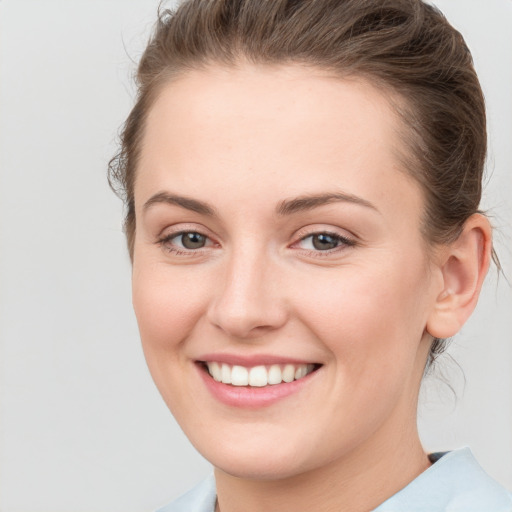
[156,447,512,512]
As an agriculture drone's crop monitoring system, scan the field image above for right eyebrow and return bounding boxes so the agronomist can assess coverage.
[276,192,380,216]
[142,191,217,217]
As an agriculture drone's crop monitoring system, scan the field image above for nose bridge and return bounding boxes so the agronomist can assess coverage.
[208,241,286,338]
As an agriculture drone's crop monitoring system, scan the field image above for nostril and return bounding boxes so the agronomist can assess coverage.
[206,265,289,338]
[208,309,283,339]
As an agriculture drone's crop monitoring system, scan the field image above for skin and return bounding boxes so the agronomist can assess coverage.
[131,64,491,512]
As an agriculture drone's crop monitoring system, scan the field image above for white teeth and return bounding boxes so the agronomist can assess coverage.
[231,365,249,386]
[295,365,306,379]
[282,364,295,383]
[221,363,231,384]
[205,362,316,387]
[209,362,222,382]
[248,365,268,387]
[268,364,282,385]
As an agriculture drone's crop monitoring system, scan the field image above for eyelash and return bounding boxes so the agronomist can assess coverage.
[294,231,357,257]
[157,230,215,256]
[156,230,357,257]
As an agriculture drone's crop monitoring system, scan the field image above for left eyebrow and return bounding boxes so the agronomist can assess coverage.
[276,192,380,216]
[142,191,218,217]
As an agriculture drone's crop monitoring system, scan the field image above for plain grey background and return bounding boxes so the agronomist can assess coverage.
[0,1,511,511]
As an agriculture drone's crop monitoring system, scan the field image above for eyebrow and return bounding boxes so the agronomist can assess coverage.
[143,192,217,216]
[142,190,379,217]
[276,192,379,216]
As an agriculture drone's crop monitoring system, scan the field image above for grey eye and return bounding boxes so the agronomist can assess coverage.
[179,232,207,249]
[311,233,340,250]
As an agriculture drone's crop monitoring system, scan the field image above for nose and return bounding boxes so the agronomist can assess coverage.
[207,247,288,340]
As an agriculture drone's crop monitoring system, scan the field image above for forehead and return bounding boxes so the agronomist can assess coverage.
[136,63,422,222]
[142,63,399,161]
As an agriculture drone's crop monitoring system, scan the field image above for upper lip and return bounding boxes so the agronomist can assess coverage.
[196,353,320,366]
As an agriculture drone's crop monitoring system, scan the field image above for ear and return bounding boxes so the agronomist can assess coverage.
[426,214,492,339]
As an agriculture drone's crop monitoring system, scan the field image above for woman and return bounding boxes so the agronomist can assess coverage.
[109,0,512,510]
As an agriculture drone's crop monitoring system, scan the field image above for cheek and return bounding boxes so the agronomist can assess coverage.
[294,255,431,372]
[132,263,208,352]
[131,262,214,416]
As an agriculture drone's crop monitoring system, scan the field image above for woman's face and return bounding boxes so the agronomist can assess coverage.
[132,64,440,479]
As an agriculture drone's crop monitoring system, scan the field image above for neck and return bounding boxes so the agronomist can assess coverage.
[214,413,430,512]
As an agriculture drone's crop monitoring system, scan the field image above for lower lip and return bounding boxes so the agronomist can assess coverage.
[197,364,317,409]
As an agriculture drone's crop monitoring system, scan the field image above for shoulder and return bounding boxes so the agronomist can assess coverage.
[155,474,217,512]
[374,447,512,512]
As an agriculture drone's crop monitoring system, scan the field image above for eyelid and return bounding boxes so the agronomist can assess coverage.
[292,225,357,244]
[155,223,220,255]
[290,227,358,256]
[298,233,355,248]
[156,222,213,239]
[157,220,225,245]
[155,223,358,257]
[166,231,214,247]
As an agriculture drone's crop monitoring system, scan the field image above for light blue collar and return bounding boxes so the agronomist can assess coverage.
[373,447,512,512]
[156,447,512,512]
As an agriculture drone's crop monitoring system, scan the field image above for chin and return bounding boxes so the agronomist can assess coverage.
[191,428,336,481]
[212,453,310,481]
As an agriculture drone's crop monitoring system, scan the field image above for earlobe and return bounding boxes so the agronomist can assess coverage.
[426,214,492,339]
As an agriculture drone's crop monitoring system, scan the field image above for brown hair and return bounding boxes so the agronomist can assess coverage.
[109,0,490,367]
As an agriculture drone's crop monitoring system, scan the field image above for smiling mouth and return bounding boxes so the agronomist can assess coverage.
[199,361,321,387]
